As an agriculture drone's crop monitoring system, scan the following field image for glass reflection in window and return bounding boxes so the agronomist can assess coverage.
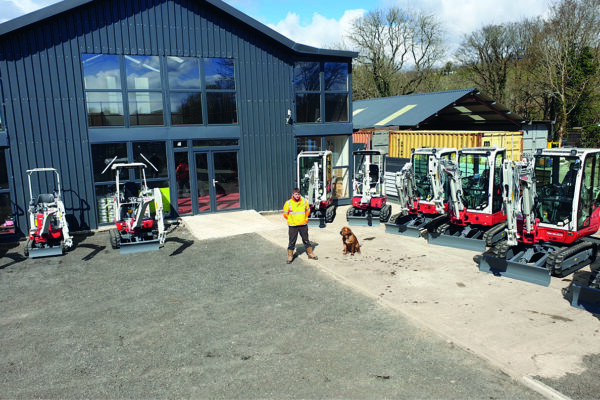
[82,54,121,89]
[86,92,124,126]
[325,93,348,122]
[129,92,164,126]
[324,62,348,91]
[170,92,203,125]
[206,92,237,124]
[91,143,128,182]
[295,62,320,91]
[133,142,168,179]
[125,55,162,90]
[167,56,201,89]
[296,93,321,123]
[204,58,235,89]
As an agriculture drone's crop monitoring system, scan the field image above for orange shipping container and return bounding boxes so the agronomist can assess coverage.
[353,131,372,150]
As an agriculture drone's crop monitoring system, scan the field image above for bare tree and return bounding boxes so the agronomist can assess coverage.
[533,0,600,141]
[347,7,445,98]
[455,23,522,105]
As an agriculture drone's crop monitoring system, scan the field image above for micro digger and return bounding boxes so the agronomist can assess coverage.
[297,150,336,228]
[346,150,392,227]
[427,147,508,252]
[477,148,600,295]
[385,147,456,237]
[24,168,73,258]
[102,155,166,254]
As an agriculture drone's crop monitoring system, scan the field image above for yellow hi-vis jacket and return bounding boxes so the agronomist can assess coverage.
[283,196,310,226]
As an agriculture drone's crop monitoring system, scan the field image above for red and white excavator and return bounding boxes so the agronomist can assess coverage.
[297,150,336,228]
[477,148,600,301]
[346,150,392,226]
[103,155,166,254]
[385,147,456,237]
[24,168,73,258]
[428,147,508,251]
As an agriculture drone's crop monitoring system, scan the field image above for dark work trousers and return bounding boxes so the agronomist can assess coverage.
[288,224,310,250]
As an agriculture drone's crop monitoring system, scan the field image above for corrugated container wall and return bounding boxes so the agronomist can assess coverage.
[353,131,372,150]
[389,130,523,161]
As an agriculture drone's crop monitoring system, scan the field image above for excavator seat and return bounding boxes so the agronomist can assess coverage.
[369,164,379,189]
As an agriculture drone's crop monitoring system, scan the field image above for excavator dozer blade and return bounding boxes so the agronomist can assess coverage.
[384,222,422,237]
[428,234,486,252]
[28,246,63,258]
[384,214,439,238]
[478,255,551,287]
[347,215,380,227]
[308,217,326,228]
[571,284,600,314]
[120,239,161,254]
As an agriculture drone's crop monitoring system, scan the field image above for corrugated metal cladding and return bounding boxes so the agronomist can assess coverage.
[388,130,525,161]
[0,0,354,233]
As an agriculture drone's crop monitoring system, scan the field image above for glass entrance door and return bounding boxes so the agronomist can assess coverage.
[190,151,239,213]
[213,152,240,210]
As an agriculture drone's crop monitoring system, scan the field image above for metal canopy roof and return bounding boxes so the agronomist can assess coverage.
[0,0,358,59]
[352,89,524,130]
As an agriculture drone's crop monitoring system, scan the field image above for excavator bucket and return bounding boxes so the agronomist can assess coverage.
[478,253,551,287]
[385,214,446,238]
[28,246,64,258]
[120,239,161,254]
[571,284,600,313]
[347,215,379,227]
[429,233,486,252]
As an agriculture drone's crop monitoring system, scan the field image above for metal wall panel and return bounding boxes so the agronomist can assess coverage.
[0,0,351,234]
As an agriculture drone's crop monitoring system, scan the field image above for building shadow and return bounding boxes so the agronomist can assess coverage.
[0,241,26,269]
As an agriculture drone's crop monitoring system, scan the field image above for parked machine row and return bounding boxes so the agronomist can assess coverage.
[385,145,600,313]
[23,154,167,258]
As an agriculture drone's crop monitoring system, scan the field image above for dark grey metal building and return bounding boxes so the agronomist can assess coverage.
[0,0,357,238]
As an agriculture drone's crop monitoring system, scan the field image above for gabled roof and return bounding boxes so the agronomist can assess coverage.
[353,89,524,130]
[0,0,357,58]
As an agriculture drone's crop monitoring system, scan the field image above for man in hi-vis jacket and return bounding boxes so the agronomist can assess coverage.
[282,188,318,264]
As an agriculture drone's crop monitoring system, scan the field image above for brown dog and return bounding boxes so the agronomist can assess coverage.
[340,226,361,256]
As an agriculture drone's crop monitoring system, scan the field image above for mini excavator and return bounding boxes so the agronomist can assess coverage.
[297,150,336,228]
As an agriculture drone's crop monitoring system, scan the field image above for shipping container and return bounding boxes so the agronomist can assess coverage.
[353,131,372,150]
[388,130,524,161]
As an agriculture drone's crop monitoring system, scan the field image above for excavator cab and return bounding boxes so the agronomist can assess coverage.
[428,147,507,252]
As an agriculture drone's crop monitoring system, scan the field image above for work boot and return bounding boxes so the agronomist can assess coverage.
[306,247,318,260]
[286,249,294,264]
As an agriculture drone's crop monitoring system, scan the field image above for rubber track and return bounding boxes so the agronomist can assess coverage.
[546,241,597,277]
[483,222,508,247]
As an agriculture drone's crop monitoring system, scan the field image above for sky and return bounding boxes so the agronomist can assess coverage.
[0,0,551,55]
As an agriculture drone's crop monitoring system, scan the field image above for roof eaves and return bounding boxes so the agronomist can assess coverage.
[0,0,92,36]
[0,0,358,59]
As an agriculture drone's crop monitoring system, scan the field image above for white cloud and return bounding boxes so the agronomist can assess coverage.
[267,9,366,50]
[0,0,61,23]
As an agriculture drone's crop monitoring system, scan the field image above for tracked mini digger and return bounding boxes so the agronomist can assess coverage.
[385,147,456,237]
[477,148,600,289]
[103,155,166,254]
[24,168,73,258]
[297,150,336,228]
[346,150,392,227]
[428,147,508,252]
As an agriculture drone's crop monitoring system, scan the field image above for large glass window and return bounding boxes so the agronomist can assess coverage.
[92,143,127,224]
[82,54,237,128]
[168,56,203,125]
[0,150,13,236]
[295,62,320,123]
[205,58,237,124]
[125,56,163,126]
[82,54,124,127]
[295,61,349,124]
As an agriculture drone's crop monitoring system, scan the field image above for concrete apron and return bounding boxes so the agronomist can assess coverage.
[183,207,599,400]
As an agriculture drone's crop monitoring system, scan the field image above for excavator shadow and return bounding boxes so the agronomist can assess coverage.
[0,241,26,269]
[563,263,600,319]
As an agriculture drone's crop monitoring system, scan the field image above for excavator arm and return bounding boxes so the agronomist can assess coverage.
[439,159,464,220]
[429,155,446,214]
[395,162,415,215]
[501,157,536,246]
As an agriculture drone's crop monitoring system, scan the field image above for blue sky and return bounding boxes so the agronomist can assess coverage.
[0,0,550,53]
